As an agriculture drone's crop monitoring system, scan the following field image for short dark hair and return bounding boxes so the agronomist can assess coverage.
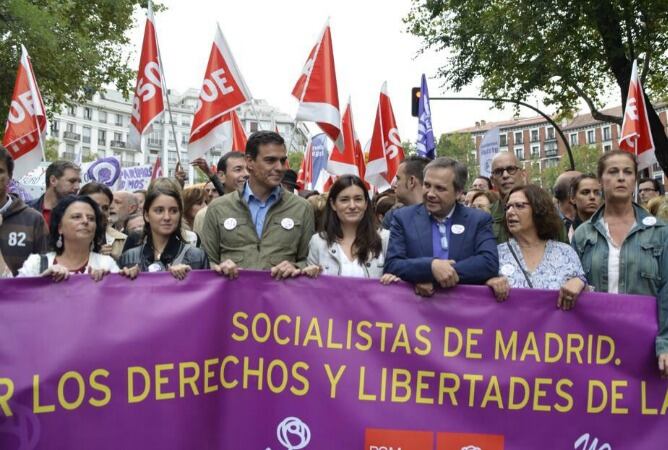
[401,156,430,184]
[217,151,245,173]
[79,182,113,204]
[473,176,492,190]
[45,160,80,189]
[503,184,563,241]
[597,150,637,179]
[49,195,105,254]
[638,177,662,193]
[245,131,285,159]
[0,146,15,178]
[569,174,598,199]
[424,157,468,192]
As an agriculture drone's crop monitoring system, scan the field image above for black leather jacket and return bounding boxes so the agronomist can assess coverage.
[119,234,209,272]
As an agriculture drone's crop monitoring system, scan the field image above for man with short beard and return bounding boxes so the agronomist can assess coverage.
[109,191,138,232]
[27,160,81,228]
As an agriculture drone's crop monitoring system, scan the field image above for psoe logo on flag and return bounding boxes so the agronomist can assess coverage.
[364,428,434,450]
[437,432,504,450]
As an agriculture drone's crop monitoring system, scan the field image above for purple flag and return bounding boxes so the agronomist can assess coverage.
[417,74,436,159]
[0,272,665,449]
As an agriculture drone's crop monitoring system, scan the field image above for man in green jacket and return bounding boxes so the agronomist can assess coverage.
[201,131,314,280]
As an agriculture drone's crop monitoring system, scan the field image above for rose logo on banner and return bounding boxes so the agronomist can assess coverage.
[87,157,121,188]
[266,417,310,450]
[461,446,481,450]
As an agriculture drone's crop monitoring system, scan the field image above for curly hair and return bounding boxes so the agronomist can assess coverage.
[503,184,563,241]
[49,195,105,254]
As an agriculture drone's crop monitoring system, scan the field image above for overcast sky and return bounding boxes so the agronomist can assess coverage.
[126,0,614,143]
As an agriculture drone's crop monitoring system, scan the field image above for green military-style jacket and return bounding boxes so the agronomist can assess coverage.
[201,188,314,269]
[572,203,668,356]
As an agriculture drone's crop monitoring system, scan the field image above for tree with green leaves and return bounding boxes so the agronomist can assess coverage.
[435,132,478,187]
[405,0,668,173]
[0,0,153,140]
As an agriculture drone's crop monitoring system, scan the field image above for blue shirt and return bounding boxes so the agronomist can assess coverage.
[243,182,281,238]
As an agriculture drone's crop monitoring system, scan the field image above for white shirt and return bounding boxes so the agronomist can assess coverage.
[600,218,634,294]
[334,243,367,278]
[17,252,120,277]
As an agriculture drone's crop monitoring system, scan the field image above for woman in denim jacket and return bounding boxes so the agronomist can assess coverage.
[572,151,668,376]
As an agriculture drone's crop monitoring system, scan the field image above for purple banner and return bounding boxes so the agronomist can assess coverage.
[0,271,666,450]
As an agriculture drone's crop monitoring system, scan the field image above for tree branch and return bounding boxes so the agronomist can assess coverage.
[569,83,623,125]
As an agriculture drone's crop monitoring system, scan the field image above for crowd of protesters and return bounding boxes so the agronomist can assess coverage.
[0,129,667,376]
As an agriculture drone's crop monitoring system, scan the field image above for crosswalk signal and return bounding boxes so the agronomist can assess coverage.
[411,87,421,117]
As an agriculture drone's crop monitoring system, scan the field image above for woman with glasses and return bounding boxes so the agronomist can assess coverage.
[573,151,668,377]
[119,178,208,280]
[485,184,586,309]
[303,175,399,284]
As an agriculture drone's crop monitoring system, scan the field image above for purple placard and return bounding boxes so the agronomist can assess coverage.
[0,271,665,450]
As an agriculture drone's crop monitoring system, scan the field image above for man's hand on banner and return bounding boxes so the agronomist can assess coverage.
[431,259,459,288]
[213,259,239,279]
[414,282,434,297]
[271,261,301,280]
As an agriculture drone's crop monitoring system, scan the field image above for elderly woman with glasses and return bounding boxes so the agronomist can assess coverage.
[485,184,586,310]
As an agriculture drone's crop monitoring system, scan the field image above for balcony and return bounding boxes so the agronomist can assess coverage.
[63,131,81,141]
[110,140,126,149]
[147,139,163,148]
[545,147,558,158]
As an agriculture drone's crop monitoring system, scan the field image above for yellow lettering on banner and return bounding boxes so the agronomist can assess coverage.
[375,322,393,352]
[463,374,483,407]
[508,376,530,410]
[415,371,435,405]
[273,315,291,345]
[155,363,175,400]
[554,379,574,413]
[326,318,343,349]
[358,366,376,401]
[480,375,503,409]
[89,369,111,407]
[438,372,460,406]
[391,324,411,354]
[544,333,563,363]
[596,336,615,365]
[32,375,55,413]
[252,313,271,343]
[220,356,239,389]
[587,379,607,413]
[323,364,346,398]
[391,369,412,402]
[443,327,463,357]
[243,356,264,390]
[231,311,249,341]
[355,321,372,351]
[290,362,310,396]
[203,358,219,394]
[532,378,551,412]
[415,325,432,356]
[641,381,658,415]
[266,360,289,394]
[567,334,584,364]
[495,330,517,360]
[128,366,151,404]
[179,362,200,397]
[520,333,541,362]
[465,329,483,359]
[302,318,323,347]
[57,371,85,411]
[661,387,668,415]
[0,378,14,417]
[610,380,628,414]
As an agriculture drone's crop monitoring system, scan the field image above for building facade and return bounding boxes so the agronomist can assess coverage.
[45,89,310,177]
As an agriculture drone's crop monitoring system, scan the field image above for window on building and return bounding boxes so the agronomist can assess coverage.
[603,126,611,141]
[66,122,75,133]
[499,134,507,146]
[531,129,539,142]
[545,142,558,157]
[115,114,123,126]
[514,147,524,160]
[531,145,539,157]
[84,107,92,120]
[570,133,578,146]
[99,111,107,123]
[546,126,555,140]
[587,130,595,144]
[114,132,123,142]
[514,131,523,144]
[604,144,612,152]
[98,130,106,146]
[68,106,76,116]
[250,121,258,133]
[82,127,91,144]
[169,131,176,145]
[181,135,188,145]
[50,121,60,135]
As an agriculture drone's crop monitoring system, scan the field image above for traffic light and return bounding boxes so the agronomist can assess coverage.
[411,87,421,117]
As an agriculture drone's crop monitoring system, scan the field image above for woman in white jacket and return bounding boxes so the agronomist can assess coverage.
[304,175,399,284]
[18,195,118,281]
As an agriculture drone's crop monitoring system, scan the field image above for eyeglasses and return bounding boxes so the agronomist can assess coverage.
[492,166,520,177]
[504,201,531,212]
[438,222,449,251]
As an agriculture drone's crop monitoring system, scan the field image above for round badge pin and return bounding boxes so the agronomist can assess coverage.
[223,218,237,230]
[281,218,295,230]
[148,262,163,273]
[451,224,465,235]
[501,264,516,276]
[643,216,657,226]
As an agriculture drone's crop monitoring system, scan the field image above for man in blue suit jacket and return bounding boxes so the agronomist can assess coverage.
[385,157,498,296]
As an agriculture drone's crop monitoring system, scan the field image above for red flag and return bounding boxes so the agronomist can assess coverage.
[619,60,656,170]
[151,156,163,181]
[189,24,252,159]
[220,109,248,153]
[328,99,360,177]
[354,135,367,185]
[2,45,47,178]
[365,82,405,191]
[297,136,315,190]
[292,21,343,149]
[128,5,164,151]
